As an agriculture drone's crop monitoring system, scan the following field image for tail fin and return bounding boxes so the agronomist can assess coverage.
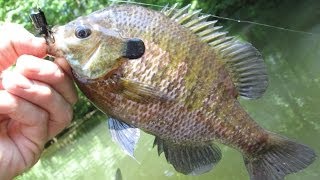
[244,133,316,180]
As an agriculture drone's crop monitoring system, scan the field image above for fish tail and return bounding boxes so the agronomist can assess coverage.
[244,132,316,180]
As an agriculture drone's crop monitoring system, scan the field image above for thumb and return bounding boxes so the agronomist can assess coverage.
[0,23,47,70]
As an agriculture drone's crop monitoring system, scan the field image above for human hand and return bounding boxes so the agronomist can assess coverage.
[0,23,77,179]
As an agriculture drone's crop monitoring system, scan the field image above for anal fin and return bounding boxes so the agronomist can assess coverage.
[108,117,140,159]
[153,137,222,175]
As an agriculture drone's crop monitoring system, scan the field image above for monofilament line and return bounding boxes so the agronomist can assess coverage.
[110,0,319,36]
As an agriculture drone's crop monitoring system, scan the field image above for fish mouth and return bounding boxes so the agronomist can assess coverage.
[47,38,64,58]
[47,26,64,58]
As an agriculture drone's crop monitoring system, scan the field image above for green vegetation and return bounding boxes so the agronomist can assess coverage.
[0,0,319,179]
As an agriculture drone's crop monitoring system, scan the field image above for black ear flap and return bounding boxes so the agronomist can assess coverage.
[123,38,145,59]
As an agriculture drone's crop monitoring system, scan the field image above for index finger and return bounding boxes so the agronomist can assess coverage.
[15,55,78,105]
[0,23,47,71]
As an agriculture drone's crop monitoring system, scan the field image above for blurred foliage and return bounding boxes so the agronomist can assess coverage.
[1,0,287,31]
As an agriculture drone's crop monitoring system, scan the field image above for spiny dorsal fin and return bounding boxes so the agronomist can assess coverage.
[161,5,268,99]
[162,3,179,17]
[170,4,191,20]
[184,14,211,28]
[176,9,202,25]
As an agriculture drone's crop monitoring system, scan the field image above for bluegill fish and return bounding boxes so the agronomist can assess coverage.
[47,4,316,179]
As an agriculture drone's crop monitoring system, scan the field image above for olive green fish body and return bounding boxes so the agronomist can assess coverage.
[71,5,266,152]
[49,4,316,179]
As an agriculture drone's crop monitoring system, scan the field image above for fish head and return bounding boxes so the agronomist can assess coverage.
[48,16,128,79]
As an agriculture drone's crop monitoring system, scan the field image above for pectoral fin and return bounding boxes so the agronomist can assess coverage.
[153,137,222,175]
[108,117,140,159]
[119,78,169,102]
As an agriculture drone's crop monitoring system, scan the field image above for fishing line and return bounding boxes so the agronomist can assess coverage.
[34,0,41,9]
[111,0,319,36]
[208,15,316,36]
[110,0,165,8]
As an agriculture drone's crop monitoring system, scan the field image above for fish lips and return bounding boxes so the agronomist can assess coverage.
[46,26,66,58]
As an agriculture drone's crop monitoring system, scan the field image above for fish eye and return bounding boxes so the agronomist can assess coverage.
[75,26,91,39]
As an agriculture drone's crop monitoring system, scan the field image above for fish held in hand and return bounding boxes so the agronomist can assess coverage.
[47,4,316,179]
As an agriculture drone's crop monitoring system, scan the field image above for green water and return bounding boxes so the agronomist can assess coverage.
[18,1,319,180]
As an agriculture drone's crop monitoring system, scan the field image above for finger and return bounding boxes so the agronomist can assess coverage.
[0,90,48,143]
[2,71,73,138]
[0,72,3,90]
[54,57,73,77]
[0,23,47,71]
[0,90,48,166]
[15,55,78,105]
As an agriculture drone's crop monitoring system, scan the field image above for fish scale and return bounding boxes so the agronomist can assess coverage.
[49,4,315,179]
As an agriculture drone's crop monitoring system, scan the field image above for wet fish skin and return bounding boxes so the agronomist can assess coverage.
[48,4,316,179]
[66,5,264,147]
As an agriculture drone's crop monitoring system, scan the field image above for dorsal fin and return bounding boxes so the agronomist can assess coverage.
[161,5,268,99]
[161,3,179,17]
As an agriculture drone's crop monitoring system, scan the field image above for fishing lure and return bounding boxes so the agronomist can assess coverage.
[30,8,55,43]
